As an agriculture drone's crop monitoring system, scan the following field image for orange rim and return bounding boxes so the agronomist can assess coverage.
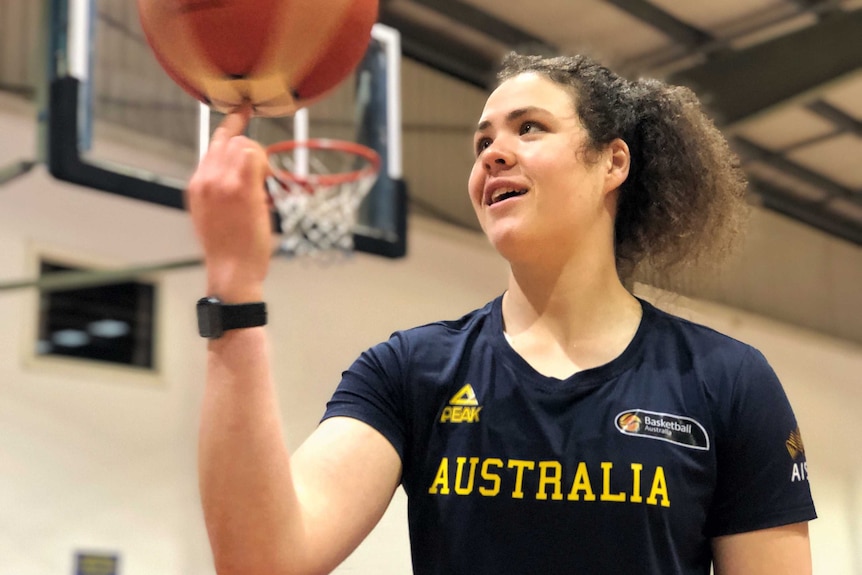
[266,139,381,187]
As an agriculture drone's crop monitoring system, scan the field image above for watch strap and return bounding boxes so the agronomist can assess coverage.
[220,301,267,331]
[197,297,267,339]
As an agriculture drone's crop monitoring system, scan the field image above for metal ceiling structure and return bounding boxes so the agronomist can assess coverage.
[379,0,862,246]
[0,0,859,247]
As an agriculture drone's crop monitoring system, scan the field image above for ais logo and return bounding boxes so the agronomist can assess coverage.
[786,427,810,483]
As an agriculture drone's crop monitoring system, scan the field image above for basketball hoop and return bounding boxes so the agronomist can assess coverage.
[266,139,381,257]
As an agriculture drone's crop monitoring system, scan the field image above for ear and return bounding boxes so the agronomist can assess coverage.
[603,138,630,194]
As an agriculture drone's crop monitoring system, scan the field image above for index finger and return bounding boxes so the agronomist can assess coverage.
[210,104,253,144]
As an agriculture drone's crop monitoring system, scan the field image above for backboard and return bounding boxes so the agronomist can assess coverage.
[43,0,406,258]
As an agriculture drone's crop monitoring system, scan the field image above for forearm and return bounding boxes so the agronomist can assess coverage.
[198,327,306,575]
[712,522,812,575]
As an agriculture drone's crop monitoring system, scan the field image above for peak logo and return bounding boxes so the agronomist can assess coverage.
[616,410,709,451]
[440,384,482,423]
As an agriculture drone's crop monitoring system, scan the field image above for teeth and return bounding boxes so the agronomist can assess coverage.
[490,188,526,204]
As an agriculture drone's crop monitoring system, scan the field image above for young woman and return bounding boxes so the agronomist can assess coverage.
[187,53,815,575]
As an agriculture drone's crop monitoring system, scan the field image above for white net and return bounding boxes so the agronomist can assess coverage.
[266,139,380,257]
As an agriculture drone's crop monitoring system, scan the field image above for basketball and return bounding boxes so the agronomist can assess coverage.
[136,0,379,117]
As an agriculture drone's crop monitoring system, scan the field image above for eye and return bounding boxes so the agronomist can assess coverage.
[474,137,492,155]
[520,120,543,135]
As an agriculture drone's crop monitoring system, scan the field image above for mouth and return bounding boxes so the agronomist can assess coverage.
[487,188,528,206]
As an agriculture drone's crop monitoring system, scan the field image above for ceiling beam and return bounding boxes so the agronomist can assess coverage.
[378,8,497,88]
[735,136,862,246]
[605,0,713,48]
[405,0,553,50]
[787,0,845,16]
[669,9,862,126]
[750,178,862,246]
[806,99,862,136]
[379,0,557,89]
[734,136,856,201]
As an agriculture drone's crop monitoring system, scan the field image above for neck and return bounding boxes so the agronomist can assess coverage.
[507,247,636,327]
[501,253,642,376]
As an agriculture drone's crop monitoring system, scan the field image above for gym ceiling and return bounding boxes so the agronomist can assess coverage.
[380,0,862,246]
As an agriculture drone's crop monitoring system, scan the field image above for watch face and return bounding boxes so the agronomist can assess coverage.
[197,298,223,339]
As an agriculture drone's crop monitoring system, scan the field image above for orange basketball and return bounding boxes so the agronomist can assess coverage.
[136,0,379,117]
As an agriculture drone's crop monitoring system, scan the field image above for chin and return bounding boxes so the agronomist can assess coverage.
[486,227,534,263]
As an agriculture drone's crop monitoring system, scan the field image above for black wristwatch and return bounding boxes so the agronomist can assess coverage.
[196,297,267,339]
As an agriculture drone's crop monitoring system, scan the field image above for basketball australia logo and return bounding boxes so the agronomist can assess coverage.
[615,410,709,450]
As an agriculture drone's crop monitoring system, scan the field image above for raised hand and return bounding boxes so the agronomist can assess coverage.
[187,108,273,302]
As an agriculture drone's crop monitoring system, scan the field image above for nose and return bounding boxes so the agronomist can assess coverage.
[482,140,515,173]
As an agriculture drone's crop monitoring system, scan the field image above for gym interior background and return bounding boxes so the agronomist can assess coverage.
[0,1,861,573]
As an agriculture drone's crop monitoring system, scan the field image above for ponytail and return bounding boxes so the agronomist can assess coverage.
[615,80,748,279]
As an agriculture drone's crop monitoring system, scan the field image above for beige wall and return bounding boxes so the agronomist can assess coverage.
[1,88,860,575]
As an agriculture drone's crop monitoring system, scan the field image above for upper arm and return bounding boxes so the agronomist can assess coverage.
[706,348,816,536]
[712,522,811,575]
[288,415,403,574]
[705,348,816,574]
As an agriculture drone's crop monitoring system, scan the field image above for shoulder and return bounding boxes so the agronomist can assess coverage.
[639,299,789,426]
[348,297,500,381]
[637,299,782,406]
[640,298,760,365]
[402,297,497,337]
[379,297,499,359]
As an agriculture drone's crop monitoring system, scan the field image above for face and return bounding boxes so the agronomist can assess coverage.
[468,72,627,264]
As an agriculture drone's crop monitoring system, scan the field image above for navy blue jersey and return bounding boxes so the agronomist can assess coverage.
[323,296,816,574]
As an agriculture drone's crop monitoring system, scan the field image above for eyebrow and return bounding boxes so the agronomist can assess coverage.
[475,106,550,133]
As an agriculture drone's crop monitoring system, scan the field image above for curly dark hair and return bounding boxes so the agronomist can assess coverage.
[497,53,749,284]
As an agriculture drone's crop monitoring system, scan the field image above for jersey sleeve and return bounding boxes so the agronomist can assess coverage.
[321,333,408,462]
[705,347,816,537]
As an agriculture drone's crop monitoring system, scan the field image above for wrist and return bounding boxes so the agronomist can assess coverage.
[205,288,265,304]
[197,297,267,339]
[206,277,265,304]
